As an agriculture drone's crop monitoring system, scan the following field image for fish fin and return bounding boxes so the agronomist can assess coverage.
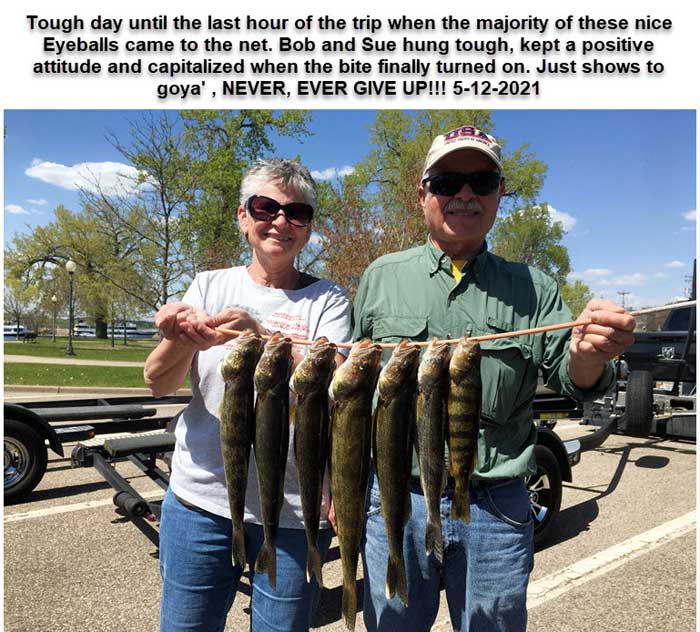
[306,544,324,588]
[450,483,471,524]
[342,578,357,631]
[425,518,444,564]
[386,553,409,606]
[255,542,277,591]
[232,526,246,569]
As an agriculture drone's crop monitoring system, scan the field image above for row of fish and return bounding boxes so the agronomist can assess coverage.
[218,332,482,630]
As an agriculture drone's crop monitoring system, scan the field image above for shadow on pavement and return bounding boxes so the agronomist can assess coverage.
[6,480,113,504]
[536,436,684,551]
[313,578,364,627]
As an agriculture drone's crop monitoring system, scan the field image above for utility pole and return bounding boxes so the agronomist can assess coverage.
[617,290,630,309]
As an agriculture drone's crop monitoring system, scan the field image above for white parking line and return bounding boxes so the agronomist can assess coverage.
[527,511,696,609]
[4,490,164,523]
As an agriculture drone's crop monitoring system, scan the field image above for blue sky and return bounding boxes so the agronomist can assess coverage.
[3,109,696,309]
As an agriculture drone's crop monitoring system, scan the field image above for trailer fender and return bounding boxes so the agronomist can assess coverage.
[536,427,573,482]
[4,404,64,457]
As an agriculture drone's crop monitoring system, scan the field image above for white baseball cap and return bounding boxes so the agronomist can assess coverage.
[423,126,503,178]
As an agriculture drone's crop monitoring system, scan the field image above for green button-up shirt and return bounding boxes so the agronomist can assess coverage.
[352,238,614,480]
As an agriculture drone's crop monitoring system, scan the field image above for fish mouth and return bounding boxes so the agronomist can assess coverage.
[390,339,420,362]
[264,331,292,351]
[309,336,336,353]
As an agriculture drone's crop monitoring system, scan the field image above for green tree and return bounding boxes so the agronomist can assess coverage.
[490,204,571,287]
[560,280,594,317]
[96,111,198,308]
[4,110,315,332]
[4,275,39,339]
[6,203,152,337]
[312,111,548,298]
[179,110,312,270]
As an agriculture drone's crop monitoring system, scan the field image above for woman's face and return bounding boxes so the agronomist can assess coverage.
[237,182,312,266]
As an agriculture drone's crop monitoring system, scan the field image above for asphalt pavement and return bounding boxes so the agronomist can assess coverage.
[3,403,696,631]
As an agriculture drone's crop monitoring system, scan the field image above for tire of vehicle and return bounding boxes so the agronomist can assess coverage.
[621,370,654,438]
[527,444,563,548]
[4,418,48,503]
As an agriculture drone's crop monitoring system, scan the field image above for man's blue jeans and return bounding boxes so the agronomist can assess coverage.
[362,471,534,632]
[159,488,332,632]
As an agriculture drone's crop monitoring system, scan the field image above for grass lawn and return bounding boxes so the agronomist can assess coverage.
[4,363,150,388]
[3,336,157,362]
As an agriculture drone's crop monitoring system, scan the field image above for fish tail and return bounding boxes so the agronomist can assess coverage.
[342,577,358,631]
[255,542,277,591]
[306,544,324,588]
[425,517,444,564]
[385,553,409,606]
[231,526,246,569]
[451,483,471,524]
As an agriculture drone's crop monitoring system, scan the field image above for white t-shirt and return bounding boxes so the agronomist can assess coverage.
[168,266,352,529]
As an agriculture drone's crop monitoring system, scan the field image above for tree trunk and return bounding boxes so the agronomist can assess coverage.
[95,317,108,339]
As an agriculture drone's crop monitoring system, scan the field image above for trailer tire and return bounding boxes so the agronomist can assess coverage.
[4,418,48,503]
[527,444,563,547]
[621,370,654,438]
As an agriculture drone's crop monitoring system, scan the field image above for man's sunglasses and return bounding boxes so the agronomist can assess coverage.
[422,171,503,197]
[245,195,314,228]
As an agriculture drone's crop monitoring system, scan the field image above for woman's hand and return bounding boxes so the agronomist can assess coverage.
[204,307,270,338]
[154,303,210,349]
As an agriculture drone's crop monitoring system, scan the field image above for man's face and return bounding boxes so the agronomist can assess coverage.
[419,149,505,258]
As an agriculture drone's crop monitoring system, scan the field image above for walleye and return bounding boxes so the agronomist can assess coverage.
[219,331,264,569]
[291,336,338,588]
[330,339,382,631]
[253,332,293,590]
[447,338,482,523]
[373,339,420,606]
[415,338,451,562]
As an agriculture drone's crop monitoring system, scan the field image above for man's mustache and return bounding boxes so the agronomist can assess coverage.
[445,200,483,214]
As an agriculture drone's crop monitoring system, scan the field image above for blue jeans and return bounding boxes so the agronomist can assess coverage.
[159,488,332,632]
[362,471,533,632]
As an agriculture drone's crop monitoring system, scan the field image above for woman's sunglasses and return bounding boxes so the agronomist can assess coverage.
[422,171,503,197]
[245,195,314,228]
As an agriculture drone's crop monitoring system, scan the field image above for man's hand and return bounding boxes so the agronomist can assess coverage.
[568,298,636,389]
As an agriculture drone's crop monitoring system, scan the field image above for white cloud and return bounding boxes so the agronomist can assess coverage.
[682,209,696,222]
[569,268,612,284]
[665,260,685,268]
[546,205,577,232]
[611,273,646,287]
[26,198,48,205]
[311,165,355,181]
[25,159,148,195]
[5,204,29,215]
[570,268,648,289]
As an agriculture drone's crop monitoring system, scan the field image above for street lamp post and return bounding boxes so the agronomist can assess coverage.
[65,260,76,356]
[51,294,57,343]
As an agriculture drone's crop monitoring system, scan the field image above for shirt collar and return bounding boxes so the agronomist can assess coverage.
[424,237,490,281]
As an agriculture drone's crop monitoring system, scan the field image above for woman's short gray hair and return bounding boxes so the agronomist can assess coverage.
[240,159,317,208]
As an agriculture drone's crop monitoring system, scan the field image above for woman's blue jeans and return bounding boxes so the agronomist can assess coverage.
[159,488,332,632]
[362,471,534,632]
